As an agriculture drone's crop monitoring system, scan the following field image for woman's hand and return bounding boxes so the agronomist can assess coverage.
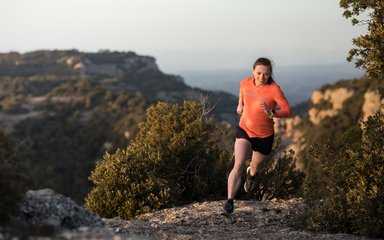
[261,102,273,118]
[236,104,244,115]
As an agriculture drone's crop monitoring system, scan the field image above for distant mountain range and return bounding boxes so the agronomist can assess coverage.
[178,63,364,106]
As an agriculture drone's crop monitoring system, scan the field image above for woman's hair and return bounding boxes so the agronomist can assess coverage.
[252,57,274,84]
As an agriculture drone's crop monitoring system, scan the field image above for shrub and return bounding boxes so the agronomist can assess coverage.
[245,147,305,201]
[304,109,384,237]
[84,100,231,219]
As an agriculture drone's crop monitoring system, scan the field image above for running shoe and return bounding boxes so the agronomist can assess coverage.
[244,166,256,193]
[223,200,234,214]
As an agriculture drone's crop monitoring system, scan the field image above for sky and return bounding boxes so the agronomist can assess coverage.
[0,0,367,73]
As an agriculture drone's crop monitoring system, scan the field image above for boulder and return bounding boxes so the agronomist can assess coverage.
[18,189,104,230]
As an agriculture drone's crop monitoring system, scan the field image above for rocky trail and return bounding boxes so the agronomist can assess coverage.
[105,198,369,240]
[0,190,373,240]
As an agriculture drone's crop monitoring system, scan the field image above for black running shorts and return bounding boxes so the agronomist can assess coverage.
[235,125,274,155]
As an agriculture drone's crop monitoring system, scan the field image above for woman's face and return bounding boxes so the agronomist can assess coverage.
[252,64,270,85]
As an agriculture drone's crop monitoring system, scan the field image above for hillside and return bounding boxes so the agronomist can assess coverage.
[0,50,238,125]
[0,50,238,203]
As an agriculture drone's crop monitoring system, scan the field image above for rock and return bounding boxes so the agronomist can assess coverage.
[362,90,383,121]
[19,189,104,230]
[308,87,354,125]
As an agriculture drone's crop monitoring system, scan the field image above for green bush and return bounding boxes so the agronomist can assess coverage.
[84,100,231,219]
[304,109,384,237]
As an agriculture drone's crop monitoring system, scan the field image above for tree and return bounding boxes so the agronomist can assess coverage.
[340,0,384,80]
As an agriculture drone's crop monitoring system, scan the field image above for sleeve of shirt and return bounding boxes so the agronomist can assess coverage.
[238,84,244,104]
[273,85,291,118]
[238,80,246,106]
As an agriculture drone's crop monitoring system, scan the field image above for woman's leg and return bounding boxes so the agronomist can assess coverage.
[227,138,251,199]
[249,151,268,177]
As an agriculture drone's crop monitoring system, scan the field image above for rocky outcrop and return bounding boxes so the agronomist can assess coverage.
[275,116,306,163]
[309,88,354,125]
[18,189,104,229]
[308,85,383,125]
[277,83,383,160]
[8,189,115,239]
[122,55,159,73]
[72,55,159,78]
[275,87,357,159]
[362,90,384,121]
[76,62,126,78]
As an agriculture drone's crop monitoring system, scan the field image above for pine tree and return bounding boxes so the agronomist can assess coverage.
[340,0,384,80]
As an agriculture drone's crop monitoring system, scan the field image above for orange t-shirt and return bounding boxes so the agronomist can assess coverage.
[238,77,291,138]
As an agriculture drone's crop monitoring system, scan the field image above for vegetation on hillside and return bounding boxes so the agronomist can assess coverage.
[0,50,238,203]
[304,110,384,237]
[302,2,384,237]
[0,131,27,225]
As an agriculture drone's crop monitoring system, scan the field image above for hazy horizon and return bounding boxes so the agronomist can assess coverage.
[0,0,367,73]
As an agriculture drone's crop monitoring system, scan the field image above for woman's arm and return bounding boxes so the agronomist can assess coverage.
[237,86,244,115]
[273,85,291,118]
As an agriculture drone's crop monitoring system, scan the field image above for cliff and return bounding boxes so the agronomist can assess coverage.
[275,76,383,164]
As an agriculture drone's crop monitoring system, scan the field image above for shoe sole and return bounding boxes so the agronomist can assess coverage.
[247,166,251,175]
[244,182,253,193]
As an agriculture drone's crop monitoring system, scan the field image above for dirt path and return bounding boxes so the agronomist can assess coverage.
[105,198,369,240]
